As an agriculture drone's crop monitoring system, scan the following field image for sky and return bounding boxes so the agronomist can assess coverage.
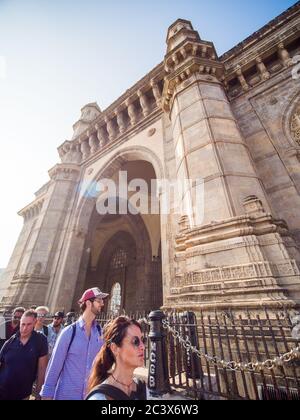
[0,0,297,268]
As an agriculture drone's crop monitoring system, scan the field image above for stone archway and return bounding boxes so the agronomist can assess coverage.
[46,146,165,312]
[81,210,161,314]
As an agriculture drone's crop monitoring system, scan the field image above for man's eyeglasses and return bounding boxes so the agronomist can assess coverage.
[37,314,46,318]
[130,336,147,348]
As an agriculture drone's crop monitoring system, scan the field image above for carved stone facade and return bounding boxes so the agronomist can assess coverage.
[291,105,300,146]
[1,3,300,314]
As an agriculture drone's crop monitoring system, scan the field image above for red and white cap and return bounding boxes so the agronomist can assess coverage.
[78,287,109,304]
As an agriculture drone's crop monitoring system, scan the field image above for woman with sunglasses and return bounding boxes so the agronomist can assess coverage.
[86,316,147,400]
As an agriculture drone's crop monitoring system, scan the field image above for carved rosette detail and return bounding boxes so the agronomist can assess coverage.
[291,106,300,146]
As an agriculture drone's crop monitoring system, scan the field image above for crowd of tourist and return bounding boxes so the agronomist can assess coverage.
[0,287,147,400]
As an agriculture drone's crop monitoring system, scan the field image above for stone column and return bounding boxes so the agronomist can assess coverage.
[278,42,292,67]
[256,57,270,81]
[161,19,299,312]
[115,108,126,134]
[95,123,107,148]
[0,164,81,309]
[236,65,249,91]
[80,136,90,160]
[88,130,99,154]
[105,116,116,142]
[74,143,83,163]
[126,98,138,126]
[151,80,162,108]
[137,89,151,117]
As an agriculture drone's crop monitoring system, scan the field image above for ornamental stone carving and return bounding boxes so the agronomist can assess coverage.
[291,106,300,146]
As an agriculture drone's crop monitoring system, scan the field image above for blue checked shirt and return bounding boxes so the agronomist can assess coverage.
[40,318,103,400]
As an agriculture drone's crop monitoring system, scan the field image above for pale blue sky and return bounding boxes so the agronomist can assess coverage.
[0,0,297,267]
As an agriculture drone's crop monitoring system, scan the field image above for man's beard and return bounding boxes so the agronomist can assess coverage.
[91,305,101,316]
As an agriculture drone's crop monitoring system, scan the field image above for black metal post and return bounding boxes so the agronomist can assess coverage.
[148,310,171,397]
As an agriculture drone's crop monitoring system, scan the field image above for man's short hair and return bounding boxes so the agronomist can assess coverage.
[23,310,38,319]
[35,306,49,313]
[13,307,26,315]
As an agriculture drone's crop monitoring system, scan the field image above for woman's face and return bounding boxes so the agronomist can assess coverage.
[117,325,145,369]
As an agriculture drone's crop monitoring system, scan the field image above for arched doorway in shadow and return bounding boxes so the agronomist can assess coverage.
[78,160,163,313]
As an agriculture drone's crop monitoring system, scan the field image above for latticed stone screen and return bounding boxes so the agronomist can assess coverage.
[110,248,127,269]
[291,107,300,146]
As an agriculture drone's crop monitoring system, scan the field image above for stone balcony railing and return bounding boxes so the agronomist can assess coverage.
[58,64,165,166]
[221,2,300,99]
[56,2,300,164]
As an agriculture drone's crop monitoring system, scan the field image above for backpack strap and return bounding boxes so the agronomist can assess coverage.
[56,323,77,380]
[85,384,131,401]
[135,380,147,400]
[56,322,100,381]
[67,323,77,354]
[85,380,147,401]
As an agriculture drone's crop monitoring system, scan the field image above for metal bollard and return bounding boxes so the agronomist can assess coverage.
[148,310,171,397]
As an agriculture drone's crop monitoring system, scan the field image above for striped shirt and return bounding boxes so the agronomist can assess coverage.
[40,317,103,400]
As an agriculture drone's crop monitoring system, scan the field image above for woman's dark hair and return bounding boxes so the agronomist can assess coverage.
[87,316,142,393]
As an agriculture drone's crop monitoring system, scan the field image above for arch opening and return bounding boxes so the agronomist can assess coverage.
[74,158,163,313]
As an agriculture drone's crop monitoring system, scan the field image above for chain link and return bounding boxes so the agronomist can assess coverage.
[161,319,300,373]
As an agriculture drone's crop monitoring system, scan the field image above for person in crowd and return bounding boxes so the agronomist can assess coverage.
[35,306,50,337]
[47,312,64,357]
[40,287,108,400]
[0,307,25,350]
[86,316,147,400]
[64,311,76,327]
[0,310,48,400]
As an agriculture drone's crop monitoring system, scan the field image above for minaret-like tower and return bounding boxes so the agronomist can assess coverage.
[162,20,300,313]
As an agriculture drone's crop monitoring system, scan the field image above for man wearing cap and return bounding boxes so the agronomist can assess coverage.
[40,287,108,400]
[47,312,65,357]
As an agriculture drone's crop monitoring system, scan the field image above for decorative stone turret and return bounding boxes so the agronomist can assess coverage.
[162,19,223,113]
[71,103,101,140]
[162,19,300,313]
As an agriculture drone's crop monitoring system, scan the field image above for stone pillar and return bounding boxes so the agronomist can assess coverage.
[105,116,116,142]
[161,19,299,312]
[151,80,162,108]
[278,42,292,67]
[115,108,126,134]
[75,143,83,163]
[256,57,270,81]
[236,65,249,91]
[95,123,107,148]
[80,136,90,160]
[126,98,138,126]
[88,130,99,154]
[137,89,151,117]
[0,164,81,310]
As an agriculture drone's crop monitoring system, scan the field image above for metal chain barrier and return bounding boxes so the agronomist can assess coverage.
[162,319,300,373]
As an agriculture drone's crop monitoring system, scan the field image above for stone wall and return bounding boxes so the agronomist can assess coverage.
[0,4,300,314]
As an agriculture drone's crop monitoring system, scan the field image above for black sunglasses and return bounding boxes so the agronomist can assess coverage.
[130,336,147,348]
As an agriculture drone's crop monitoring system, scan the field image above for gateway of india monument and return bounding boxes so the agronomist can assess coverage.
[1,2,300,315]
